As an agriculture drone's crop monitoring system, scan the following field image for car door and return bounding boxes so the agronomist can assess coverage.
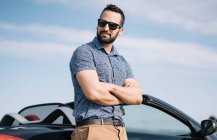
[122,104,200,140]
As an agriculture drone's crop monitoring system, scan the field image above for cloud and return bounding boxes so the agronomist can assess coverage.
[0,22,93,44]
[122,0,217,35]
[1,23,217,69]
[31,0,100,10]
[0,39,73,59]
[31,0,217,35]
[118,36,217,69]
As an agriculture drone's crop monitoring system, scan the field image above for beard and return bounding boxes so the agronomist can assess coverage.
[97,30,119,44]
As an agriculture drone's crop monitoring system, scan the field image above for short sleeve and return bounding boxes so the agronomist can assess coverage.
[125,61,134,79]
[70,45,96,77]
[119,55,134,79]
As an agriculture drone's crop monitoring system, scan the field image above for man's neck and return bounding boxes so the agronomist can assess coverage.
[102,44,113,54]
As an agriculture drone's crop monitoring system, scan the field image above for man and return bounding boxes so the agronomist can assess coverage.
[70,4,143,140]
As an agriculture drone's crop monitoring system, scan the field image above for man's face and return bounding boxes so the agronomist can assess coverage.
[97,10,123,44]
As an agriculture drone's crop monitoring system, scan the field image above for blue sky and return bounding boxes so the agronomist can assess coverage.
[0,0,217,122]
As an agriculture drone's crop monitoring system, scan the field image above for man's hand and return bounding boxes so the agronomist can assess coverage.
[123,78,139,87]
[100,78,143,105]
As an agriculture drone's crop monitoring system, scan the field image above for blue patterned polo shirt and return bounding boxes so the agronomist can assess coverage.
[70,37,134,122]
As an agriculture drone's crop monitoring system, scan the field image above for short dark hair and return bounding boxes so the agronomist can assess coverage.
[100,4,125,27]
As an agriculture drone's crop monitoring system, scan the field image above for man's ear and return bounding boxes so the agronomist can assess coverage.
[118,28,124,36]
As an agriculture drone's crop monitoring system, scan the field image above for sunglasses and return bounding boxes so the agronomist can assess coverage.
[98,19,121,30]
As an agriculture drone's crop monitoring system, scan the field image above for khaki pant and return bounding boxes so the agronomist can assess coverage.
[71,124,128,140]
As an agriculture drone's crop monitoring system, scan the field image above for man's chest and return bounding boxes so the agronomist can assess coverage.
[93,53,127,85]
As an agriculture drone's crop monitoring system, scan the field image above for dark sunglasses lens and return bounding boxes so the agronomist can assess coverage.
[98,19,107,27]
[108,23,119,30]
[98,19,120,30]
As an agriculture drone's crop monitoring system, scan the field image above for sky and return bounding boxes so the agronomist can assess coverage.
[0,0,217,122]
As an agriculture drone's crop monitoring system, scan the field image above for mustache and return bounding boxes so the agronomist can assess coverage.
[100,31,110,35]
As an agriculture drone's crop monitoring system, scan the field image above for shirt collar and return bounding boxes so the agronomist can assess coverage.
[92,37,119,56]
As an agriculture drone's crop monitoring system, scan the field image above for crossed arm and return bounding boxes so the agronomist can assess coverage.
[76,70,143,106]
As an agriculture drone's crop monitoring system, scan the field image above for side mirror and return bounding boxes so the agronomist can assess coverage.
[201,119,216,137]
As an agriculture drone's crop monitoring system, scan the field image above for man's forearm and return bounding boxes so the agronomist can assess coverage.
[89,84,123,106]
[101,82,143,105]
[76,70,123,106]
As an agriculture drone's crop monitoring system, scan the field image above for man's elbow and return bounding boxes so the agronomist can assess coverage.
[134,89,143,104]
[137,95,143,104]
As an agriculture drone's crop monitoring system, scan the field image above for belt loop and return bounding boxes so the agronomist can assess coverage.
[122,122,125,127]
[101,119,104,125]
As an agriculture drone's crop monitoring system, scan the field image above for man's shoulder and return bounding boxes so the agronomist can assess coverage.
[70,41,96,62]
[116,54,128,62]
[75,42,95,52]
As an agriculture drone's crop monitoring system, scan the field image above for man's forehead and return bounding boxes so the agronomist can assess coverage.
[100,11,122,23]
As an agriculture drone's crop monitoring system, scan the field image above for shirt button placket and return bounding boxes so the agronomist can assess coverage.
[109,56,115,84]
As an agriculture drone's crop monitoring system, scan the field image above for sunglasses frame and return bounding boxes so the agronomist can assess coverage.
[98,19,121,30]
